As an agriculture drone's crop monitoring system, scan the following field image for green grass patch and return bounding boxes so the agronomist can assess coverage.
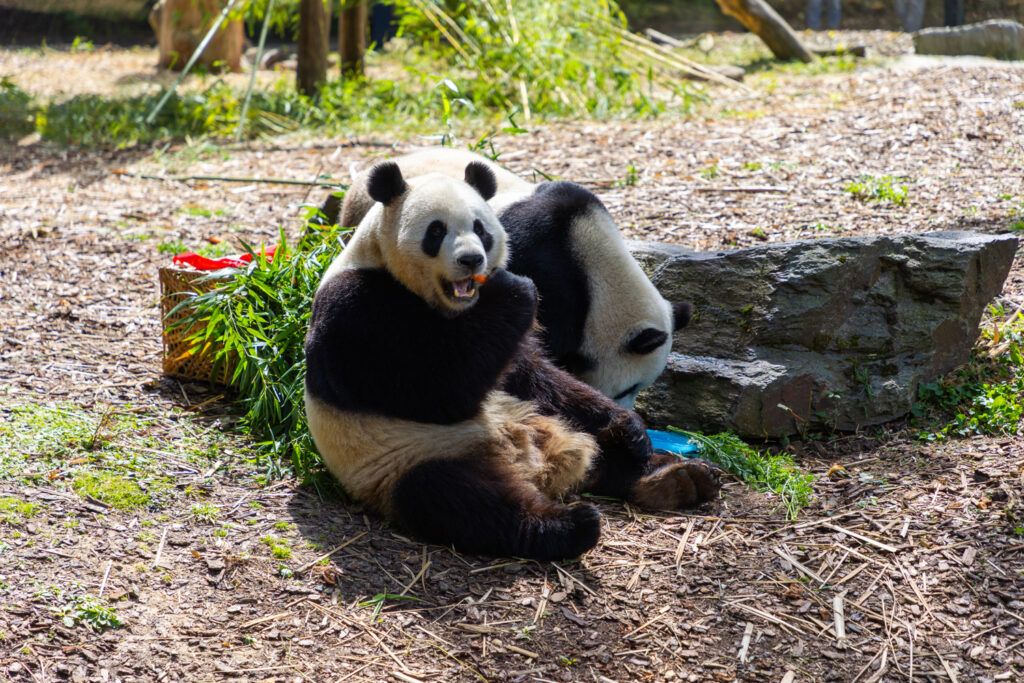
[0,497,40,525]
[1,0,717,149]
[671,430,815,520]
[773,53,861,76]
[71,472,153,511]
[844,174,909,206]
[0,402,244,508]
[913,303,1024,440]
[260,535,292,559]
[190,503,221,524]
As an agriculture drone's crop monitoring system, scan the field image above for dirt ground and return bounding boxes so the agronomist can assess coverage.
[2,37,1024,683]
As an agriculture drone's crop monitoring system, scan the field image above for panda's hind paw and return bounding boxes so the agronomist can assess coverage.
[629,458,722,510]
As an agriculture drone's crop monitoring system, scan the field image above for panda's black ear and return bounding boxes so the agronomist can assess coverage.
[672,301,692,330]
[464,161,497,201]
[367,161,408,206]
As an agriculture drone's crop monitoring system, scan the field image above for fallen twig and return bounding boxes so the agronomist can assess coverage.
[692,186,790,193]
[98,560,113,598]
[821,522,899,553]
[737,622,753,662]
[152,528,168,570]
[112,170,341,187]
[294,531,368,574]
[774,545,826,584]
[833,595,846,642]
[238,611,293,630]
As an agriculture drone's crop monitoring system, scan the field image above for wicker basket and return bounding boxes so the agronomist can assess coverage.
[159,267,236,384]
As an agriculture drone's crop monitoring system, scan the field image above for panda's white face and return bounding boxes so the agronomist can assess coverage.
[385,174,508,314]
[570,204,676,409]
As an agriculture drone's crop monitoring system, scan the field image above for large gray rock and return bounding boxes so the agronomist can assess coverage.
[914,20,1024,61]
[631,232,1019,438]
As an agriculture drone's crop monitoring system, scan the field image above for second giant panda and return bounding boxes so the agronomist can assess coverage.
[305,160,720,560]
[321,148,690,408]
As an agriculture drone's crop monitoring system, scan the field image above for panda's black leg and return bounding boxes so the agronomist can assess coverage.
[586,417,722,509]
[390,457,601,561]
[628,452,722,510]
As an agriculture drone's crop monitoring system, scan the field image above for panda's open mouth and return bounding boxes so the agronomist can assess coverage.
[443,277,477,302]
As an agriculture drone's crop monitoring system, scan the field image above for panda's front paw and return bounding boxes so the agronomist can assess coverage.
[482,268,537,312]
[596,411,652,466]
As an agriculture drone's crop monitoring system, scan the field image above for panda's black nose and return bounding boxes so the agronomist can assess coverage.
[457,253,484,270]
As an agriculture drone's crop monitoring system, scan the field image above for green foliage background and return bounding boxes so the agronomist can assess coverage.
[1,0,705,148]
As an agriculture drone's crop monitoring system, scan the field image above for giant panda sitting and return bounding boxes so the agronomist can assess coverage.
[305,160,720,560]
[323,148,690,409]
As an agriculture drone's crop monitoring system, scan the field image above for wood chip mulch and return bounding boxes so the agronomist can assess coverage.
[1,40,1023,683]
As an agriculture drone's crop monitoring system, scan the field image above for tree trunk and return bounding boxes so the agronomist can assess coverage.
[297,0,329,96]
[339,2,368,76]
[714,0,814,63]
[149,0,244,72]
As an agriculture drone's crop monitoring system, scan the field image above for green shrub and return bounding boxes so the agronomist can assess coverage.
[913,303,1024,440]
[394,0,704,119]
[51,594,123,632]
[167,219,351,480]
[0,77,35,138]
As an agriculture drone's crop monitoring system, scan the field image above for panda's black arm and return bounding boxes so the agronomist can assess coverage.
[501,337,653,498]
[305,268,536,424]
[502,335,623,433]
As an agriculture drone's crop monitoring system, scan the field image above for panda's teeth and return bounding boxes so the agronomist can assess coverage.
[452,279,474,298]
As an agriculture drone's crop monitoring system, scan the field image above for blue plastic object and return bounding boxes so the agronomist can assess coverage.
[647,429,700,456]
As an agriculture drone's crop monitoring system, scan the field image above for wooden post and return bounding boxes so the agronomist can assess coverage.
[339,2,368,77]
[297,0,329,96]
[714,0,814,63]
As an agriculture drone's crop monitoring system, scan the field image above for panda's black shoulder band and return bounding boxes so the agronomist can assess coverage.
[464,161,497,201]
[367,161,408,206]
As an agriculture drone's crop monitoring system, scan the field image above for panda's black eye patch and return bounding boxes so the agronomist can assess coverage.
[626,328,668,355]
[473,219,494,252]
[422,220,447,257]
[613,384,640,401]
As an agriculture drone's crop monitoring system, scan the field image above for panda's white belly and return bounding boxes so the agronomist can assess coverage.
[305,390,596,513]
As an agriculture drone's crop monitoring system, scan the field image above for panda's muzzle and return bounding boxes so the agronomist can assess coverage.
[447,277,477,299]
[445,252,485,301]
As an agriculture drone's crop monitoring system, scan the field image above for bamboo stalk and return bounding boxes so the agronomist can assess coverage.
[113,170,341,187]
[408,0,474,62]
[236,0,277,143]
[607,23,753,91]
